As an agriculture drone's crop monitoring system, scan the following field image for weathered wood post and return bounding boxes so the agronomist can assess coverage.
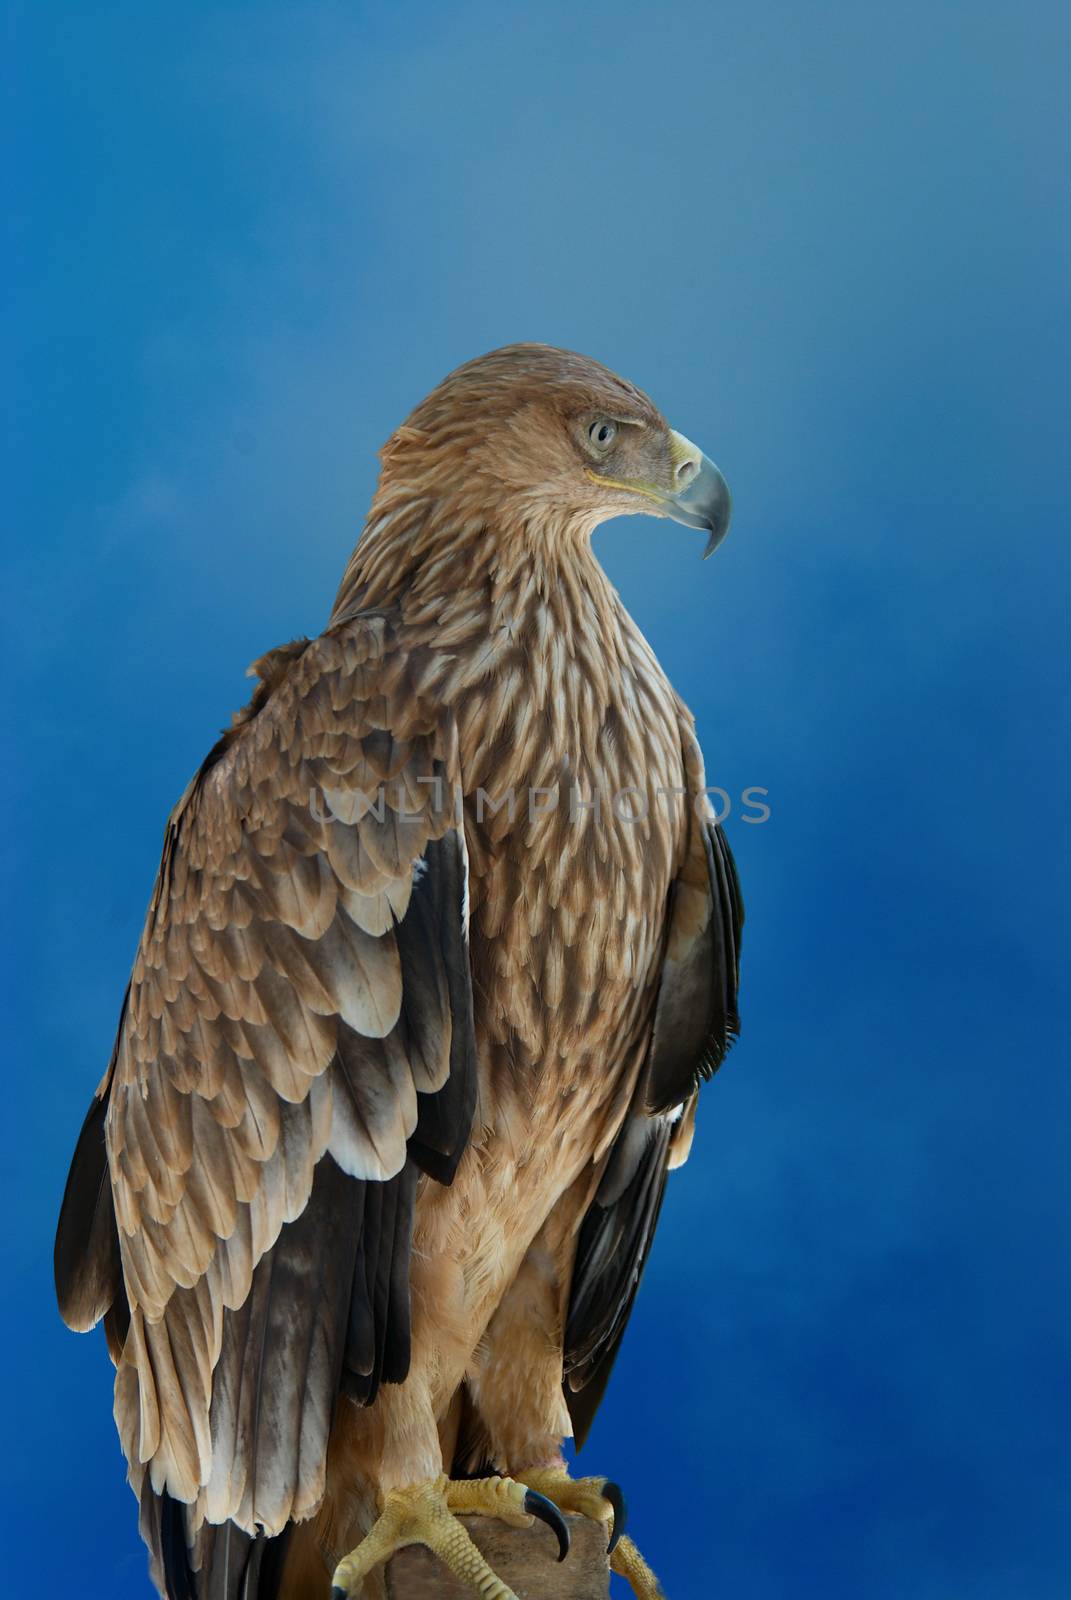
[386,1514,611,1598]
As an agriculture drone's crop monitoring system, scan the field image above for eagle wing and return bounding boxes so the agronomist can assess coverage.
[55,615,476,1543]
[564,725,743,1444]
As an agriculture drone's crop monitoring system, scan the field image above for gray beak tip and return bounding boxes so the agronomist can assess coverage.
[667,453,732,558]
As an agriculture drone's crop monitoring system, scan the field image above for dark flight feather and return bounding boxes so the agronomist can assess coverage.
[157,1490,198,1600]
[54,1025,124,1333]
[564,818,744,1442]
[644,820,743,1115]
[399,829,478,1185]
[563,1118,673,1447]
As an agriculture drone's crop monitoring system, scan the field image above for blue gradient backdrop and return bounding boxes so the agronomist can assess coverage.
[6,3,1070,1595]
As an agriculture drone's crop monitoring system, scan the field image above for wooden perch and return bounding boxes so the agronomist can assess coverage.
[385,1513,611,1598]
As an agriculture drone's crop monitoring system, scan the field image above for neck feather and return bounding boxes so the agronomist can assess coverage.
[331,482,616,641]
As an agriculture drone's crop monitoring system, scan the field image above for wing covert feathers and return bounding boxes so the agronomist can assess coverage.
[62,613,476,1543]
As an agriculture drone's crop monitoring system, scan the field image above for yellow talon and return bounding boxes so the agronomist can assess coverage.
[330,1473,569,1599]
[515,1467,665,1599]
[516,1466,615,1533]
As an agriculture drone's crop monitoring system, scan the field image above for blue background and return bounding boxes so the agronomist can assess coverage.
[6,3,1070,1595]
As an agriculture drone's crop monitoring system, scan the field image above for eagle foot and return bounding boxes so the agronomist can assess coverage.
[330,1472,569,1600]
[516,1469,665,1599]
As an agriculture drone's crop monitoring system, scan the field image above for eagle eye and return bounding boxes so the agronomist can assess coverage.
[588,419,617,451]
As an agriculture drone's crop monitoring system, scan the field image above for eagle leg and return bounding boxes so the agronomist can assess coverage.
[330,1472,569,1600]
[516,1468,665,1600]
[609,1534,668,1600]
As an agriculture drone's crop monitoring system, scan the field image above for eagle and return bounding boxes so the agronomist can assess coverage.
[55,344,742,1600]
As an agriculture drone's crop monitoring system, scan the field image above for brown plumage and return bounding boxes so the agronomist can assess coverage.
[55,344,742,1600]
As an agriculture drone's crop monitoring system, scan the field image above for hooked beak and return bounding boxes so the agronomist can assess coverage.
[664,429,733,558]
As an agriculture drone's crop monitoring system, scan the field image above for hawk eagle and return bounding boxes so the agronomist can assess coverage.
[56,345,742,1600]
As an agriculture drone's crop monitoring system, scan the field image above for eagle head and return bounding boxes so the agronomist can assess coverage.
[380,343,732,559]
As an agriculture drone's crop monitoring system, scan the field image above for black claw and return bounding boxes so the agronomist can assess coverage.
[524,1488,571,1562]
[602,1480,627,1554]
